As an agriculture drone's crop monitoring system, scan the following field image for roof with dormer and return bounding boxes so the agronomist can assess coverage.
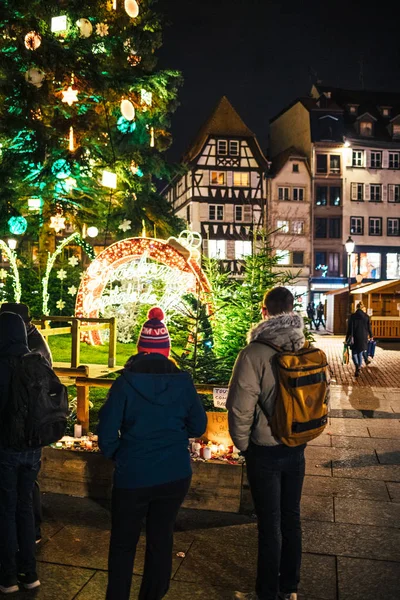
[183,96,269,167]
[268,146,310,176]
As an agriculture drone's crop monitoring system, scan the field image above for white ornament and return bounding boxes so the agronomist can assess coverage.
[0,269,8,279]
[68,285,78,296]
[49,215,66,232]
[51,16,68,33]
[96,22,109,37]
[24,31,41,51]
[141,89,152,107]
[25,68,45,89]
[57,269,67,281]
[68,256,79,267]
[118,219,132,233]
[125,0,139,18]
[87,226,99,238]
[56,299,66,310]
[76,18,93,38]
[120,99,135,121]
[62,86,79,106]
[102,170,117,189]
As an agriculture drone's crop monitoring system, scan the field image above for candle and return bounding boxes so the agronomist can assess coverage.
[74,424,82,438]
[211,444,218,454]
[203,447,211,460]
[85,440,93,450]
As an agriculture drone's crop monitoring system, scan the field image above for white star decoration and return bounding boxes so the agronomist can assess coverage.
[49,215,66,233]
[118,219,132,232]
[68,255,79,267]
[68,285,77,296]
[62,86,79,106]
[57,269,67,281]
[96,22,109,37]
[56,299,66,310]
[0,269,7,279]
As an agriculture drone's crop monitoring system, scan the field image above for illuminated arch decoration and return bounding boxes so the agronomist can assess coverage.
[0,240,21,302]
[75,233,211,345]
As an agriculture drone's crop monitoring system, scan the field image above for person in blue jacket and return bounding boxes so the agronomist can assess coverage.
[98,307,207,600]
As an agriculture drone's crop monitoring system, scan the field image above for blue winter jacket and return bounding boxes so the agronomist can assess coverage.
[98,354,207,489]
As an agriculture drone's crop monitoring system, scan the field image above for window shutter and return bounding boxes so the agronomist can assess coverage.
[382,151,389,168]
[364,183,370,201]
[250,172,259,188]
[202,239,208,256]
[366,151,371,168]
[388,184,394,202]
[243,205,252,221]
[227,171,233,187]
[351,183,358,200]
[382,185,388,202]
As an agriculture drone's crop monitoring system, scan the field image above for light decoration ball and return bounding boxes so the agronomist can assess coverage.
[87,226,99,238]
[24,31,41,51]
[51,15,68,33]
[76,18,93,38]
[125,0,139,18]
[102,170,117,189]
[8,216,28,235]
[120,99,135,121]
[25,68,45,88]
[52,159,72,180]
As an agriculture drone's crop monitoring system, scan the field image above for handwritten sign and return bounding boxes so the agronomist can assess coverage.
[203,412,233,446]
[213,387,229,409]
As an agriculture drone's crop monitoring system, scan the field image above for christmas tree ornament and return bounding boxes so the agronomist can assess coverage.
[68,255,79,267]
[118,219,132,232]
[96,22,109,37]
[51,16,68,33]
[130,161,143,176]
[68,285,77,296]
[76,18,93,38]
[87,226,99,238]
[62,73,79,106]
[0,269,8,279]
[150,126,155,147]
[28,197,42,211]
[24,31,42,51]
[141,89,152,107]
[8,216,28,235]
[92,42,107,54]
[30,108,42,120]
[127,54,141,66]
[52,159,72,179]
[25,68,45,88]
[7,239,17,250]
[56,269,67,280]
[69,126,75,152]
[56,299,66,310]
[50,215,66,232]
[101,170,117,189]
[120,99,135,121]
[117,116,136,134]
[125,0,139,18]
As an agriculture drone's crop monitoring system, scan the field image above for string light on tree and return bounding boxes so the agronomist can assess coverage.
[87,226,99,238]
[68,255,79,267]
[24,31,41,50]
[69,126,75,152]
[150,126,155,147]
[0,269,7,279]
[56,299,66,310]
[56,268,67,281]
[96,23,109,37]
[28,197,42,211]
[62,74,79,106]
[102,170,117,189]
[125,0,139,18]
[68,285,77,296]
[0,240,21,302]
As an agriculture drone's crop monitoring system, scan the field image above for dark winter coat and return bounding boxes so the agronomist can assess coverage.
[26,323,52,366]
[346,309,373,353]
[0,312,30,443]
[98,353,207,489]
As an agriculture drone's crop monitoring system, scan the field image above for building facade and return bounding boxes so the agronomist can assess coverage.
[269,86,400,303]
[164,97,268,275]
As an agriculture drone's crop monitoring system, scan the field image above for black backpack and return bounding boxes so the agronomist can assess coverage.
[1,353,68,449]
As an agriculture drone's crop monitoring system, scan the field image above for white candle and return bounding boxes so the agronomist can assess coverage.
[74,424,82,438]
[203,447,211,460]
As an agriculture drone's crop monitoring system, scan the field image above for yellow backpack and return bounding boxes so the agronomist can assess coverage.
[252,341,330,446]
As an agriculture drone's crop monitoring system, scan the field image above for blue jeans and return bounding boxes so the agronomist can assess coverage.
[352,352,366,368]
[245,443,305,600]
[0,448,42,578]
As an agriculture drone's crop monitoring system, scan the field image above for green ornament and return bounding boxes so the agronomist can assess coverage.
[8,216,28,235]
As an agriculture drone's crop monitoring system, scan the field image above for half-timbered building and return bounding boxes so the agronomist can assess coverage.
[164,96,269,275]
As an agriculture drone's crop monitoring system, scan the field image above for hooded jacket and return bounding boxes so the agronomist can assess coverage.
[98,353,207,489]
[226,312,305,451]
[0,312,30,430]
[346,309,373,354]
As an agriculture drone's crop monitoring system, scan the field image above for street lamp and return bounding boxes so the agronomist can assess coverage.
[345,236,355,316]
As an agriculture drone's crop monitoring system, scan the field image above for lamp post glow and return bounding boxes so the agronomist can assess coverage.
[345,235,355,317]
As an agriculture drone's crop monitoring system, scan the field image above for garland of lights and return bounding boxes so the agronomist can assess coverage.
[42,233,95,315]
[0,240,21,302]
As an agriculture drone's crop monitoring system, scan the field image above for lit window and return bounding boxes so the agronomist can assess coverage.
[388,184,400,203]
[233,172,250,186]
[389,152,399,169]
[208,239,226,259]
[277,220,289,233]
[358,253,381,279]
[329,186,341,206]
[369,218,382,236]
[387,218,400,236]
[349,105,357,114]
[235,206,243,221]
[393,124,400,138]
[276,250,290,265]
[387,253,400,279]
[235,240,252,259]
[352,150,364,167]
[217,140,227,155]
[382,107,390,117]
[370,185,381,202]
[330,155,340,173]
[278,187,290,200]
[316,186,328,206]
[350,217,363,235]
[209,205,224,221]
[293,188,304,201]
[360,121,373,136]
[370,152,382,168]
[292,221,304,235]
[229,140,239,156]
[210,171,226,185]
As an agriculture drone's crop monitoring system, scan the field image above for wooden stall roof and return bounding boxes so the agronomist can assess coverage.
[350,279,400,295]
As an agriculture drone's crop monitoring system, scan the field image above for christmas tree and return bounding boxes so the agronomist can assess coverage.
[0,0,182,271]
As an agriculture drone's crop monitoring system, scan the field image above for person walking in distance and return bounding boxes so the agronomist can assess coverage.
[306,302,318,330]
[316,302,325,330]
[227,288,307,600]
[346,301,373,378]
[98,307,207,600]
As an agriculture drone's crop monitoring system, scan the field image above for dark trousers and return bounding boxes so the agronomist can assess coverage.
[0,448,41,578]
[245,443,305,600]
[107,476,191,600]
[33,480,42,540]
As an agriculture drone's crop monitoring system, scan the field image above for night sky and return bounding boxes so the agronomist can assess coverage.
[157,0,400,162]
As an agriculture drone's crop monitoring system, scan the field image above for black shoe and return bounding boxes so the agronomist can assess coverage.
[17,573,40,590]
[0,575,19,594]
[355,368,360,377]
[365,359,371,365]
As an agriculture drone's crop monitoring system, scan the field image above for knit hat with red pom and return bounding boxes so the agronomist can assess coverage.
[137,307,171,357]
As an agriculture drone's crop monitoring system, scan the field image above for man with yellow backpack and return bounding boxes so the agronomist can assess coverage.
[227,287,330,600]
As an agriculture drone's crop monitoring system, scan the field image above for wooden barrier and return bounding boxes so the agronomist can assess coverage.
[371,317,400,339]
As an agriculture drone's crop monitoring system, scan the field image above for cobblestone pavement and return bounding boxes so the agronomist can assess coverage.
[314,333,400,388]
[9,384,400,600]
